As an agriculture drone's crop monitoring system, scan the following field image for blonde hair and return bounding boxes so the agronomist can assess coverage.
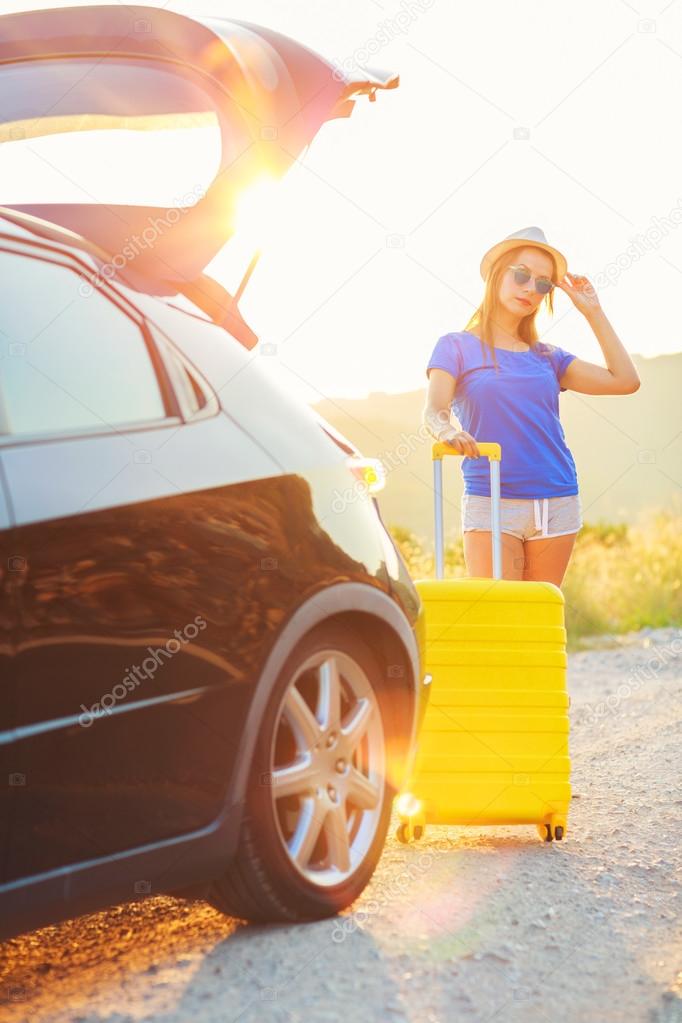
[462,244,556,372]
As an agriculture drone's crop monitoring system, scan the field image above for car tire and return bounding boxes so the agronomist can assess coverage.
[209,621,401,923]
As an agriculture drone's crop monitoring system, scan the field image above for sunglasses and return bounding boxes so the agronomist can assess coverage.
[507,264,555,295]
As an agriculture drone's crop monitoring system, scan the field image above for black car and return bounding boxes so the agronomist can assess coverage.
[0,6,427,937]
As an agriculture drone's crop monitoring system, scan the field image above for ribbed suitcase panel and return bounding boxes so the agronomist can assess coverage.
[413,730,569,758]
[415,754,571,774]
[421,711,569,732]
[425,623,567,646]
[419,777,572,826]
[428,689,568,708]
[426,665,567,689]
[426,647,567,667]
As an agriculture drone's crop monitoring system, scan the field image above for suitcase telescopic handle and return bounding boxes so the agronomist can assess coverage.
[431,441,503,581]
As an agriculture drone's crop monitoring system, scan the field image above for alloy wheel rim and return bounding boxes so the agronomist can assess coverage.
[269,647,385,887]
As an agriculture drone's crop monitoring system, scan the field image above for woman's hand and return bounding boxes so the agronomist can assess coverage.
[439,427,481,458]
[555,271,602,319]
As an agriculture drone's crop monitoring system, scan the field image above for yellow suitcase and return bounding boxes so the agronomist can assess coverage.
[396,441,571,843]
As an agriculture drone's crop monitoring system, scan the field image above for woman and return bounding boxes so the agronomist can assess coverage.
[423,226,640,587]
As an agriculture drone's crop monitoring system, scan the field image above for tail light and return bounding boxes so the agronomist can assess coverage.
[345,456,386,495]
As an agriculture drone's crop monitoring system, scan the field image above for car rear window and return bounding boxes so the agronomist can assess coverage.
[0,59,229,207]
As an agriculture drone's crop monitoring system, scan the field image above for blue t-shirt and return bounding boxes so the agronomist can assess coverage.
[426,331,579,499]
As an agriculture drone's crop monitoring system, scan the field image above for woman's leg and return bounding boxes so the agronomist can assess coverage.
[522,533,579,586]
[463,530,525,580]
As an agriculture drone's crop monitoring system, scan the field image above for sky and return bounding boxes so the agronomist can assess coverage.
[2,0,681,404]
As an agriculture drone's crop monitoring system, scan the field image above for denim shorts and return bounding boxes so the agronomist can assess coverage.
[461,493,583,542]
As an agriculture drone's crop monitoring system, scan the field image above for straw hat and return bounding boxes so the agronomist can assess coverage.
[480,225,567,283]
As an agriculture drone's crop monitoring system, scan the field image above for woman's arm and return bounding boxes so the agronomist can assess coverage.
[423,368,481,457]
[556,272,641,396]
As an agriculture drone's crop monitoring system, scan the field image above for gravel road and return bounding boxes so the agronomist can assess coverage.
[2,626,681,1023]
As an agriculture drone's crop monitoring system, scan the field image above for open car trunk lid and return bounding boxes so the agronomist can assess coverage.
[0,4,398,343]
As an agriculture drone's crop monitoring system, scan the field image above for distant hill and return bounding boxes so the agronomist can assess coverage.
[312,352,682,544]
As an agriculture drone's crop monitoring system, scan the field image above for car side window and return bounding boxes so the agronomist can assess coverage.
[0,250,167,437]
[155,337,208,418]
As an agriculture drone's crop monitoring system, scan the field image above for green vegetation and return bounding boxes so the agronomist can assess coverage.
[389,507,682,650]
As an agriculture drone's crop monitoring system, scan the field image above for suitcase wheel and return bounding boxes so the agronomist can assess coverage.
[537,821,566,843]
[396,821,425,844]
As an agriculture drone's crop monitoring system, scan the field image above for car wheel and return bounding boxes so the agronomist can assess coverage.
[210,621,399,922]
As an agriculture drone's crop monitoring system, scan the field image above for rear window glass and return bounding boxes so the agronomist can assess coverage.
[0,59,232,206]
